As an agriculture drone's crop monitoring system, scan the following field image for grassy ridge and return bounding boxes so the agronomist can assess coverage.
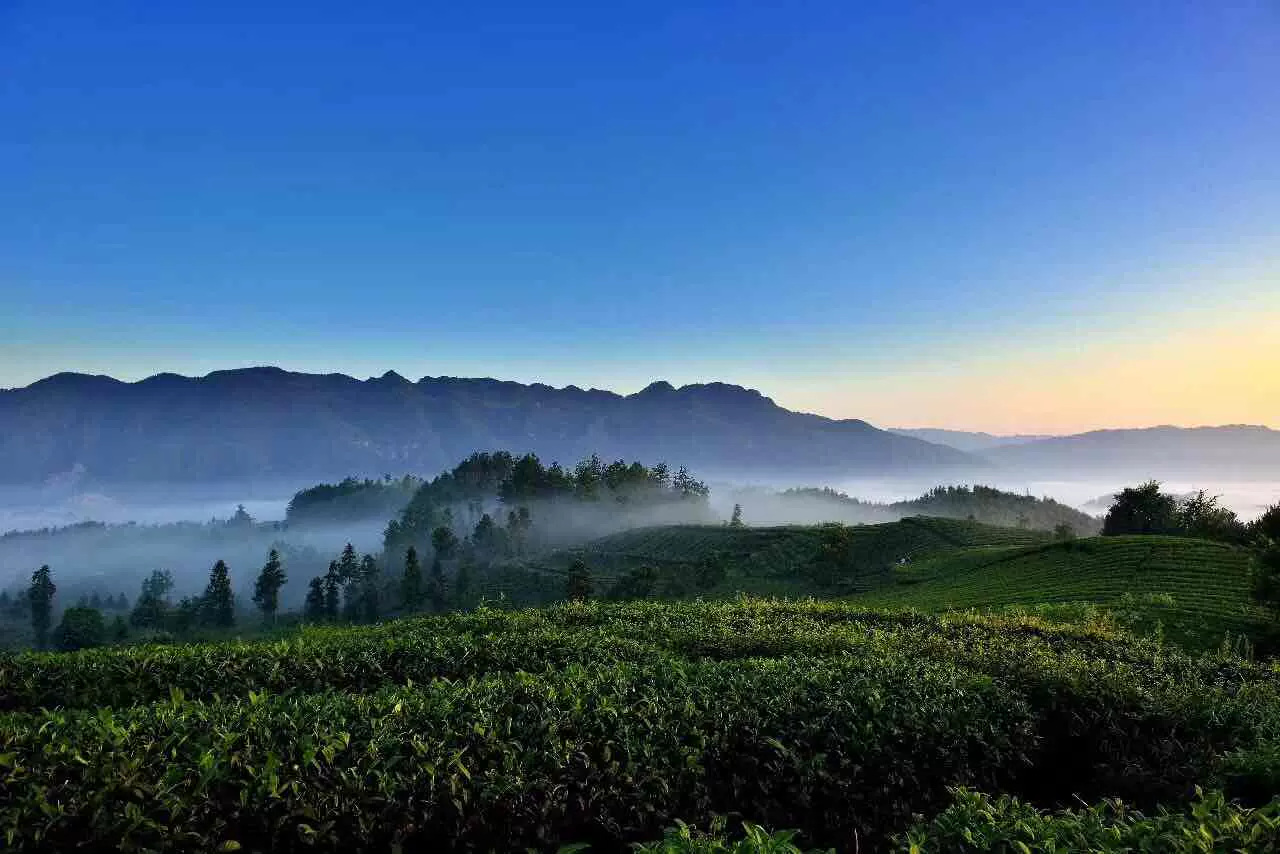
[517,517,1050,598]
[860,535,1268,650]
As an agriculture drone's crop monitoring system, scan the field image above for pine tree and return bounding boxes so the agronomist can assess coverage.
[337,543,360,584]
[304,577,326,622]
[455,552,475,608]
[566,558,592,602]
[252,549,288,626]
[359,554,380,623]
[401,547,423,611]
[729,503,744,528]
[28,565,56,650]
[111,615,128,643]
[323,562,341,621]
[428,557,447,613]
[130,570,173,630]
[203,560,235,628]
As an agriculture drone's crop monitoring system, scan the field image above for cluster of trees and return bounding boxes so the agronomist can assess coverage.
[302,544,381,623]
[775,484,1097,533]
[1101,481,1258,543]
[384,452,707,560]
[285,476,423,525]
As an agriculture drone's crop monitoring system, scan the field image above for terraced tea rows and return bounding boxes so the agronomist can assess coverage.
[862,535,1268,649]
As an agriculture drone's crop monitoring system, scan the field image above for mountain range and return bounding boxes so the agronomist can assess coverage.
[0,368,974,486]
[3,369,1276,488]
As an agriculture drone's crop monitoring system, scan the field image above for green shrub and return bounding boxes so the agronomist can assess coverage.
[897,787,1280,852]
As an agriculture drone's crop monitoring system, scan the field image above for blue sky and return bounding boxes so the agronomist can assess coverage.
[1,1,1277,431]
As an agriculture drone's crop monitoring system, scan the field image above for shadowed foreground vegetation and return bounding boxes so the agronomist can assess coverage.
[4,597,1280,850]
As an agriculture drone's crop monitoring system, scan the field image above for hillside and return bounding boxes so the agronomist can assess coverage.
[508,517,1050,602]
[0,368,977,485]
[860,535,1268,651]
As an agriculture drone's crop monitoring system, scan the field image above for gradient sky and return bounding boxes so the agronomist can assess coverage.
[1,0,1277,433]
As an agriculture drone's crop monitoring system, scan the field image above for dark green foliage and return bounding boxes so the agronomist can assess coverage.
[612,565,659,600]
[201,560,235,628]
[427,557,447,612]
[1177,490,1248,543]
[27,565,55,651]
[1053,522,1076,541]
[897,788,1280,852]
[454,552,474,608]
[53,606,105,652]
[7,598,1280,850]
[252,549,287,626]
[400,547,423,611]
[286,476,421,525]
[1103,481,1180,536]
[357,554,380,622]
[1254,504,1280,545]
[780,484,1099,533]
[566,558,592,600]
[634,819,831,853]
[130,570,174,630]
[323,562,341,621]
[303,577,326,622]
[111,615,128,643]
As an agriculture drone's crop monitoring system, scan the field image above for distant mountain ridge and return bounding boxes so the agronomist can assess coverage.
[0,367,976,485]
[897,424,1280,480]
[980,425,1280,479]
[889,427,1053,453]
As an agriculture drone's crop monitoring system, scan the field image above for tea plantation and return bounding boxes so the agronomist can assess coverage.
[4,594,1280,851]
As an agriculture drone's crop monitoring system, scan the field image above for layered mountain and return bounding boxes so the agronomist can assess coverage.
[889,428,1052,453]
[980,425,1280,479]
[0,368,977,485]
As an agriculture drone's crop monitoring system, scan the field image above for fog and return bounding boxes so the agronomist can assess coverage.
[2,470,1275,614]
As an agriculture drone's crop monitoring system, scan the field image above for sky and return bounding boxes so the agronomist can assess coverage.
[1,0,1277,433]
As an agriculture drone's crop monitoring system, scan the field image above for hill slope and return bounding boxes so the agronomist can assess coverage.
[510,517,1049,601]
[0,368,977,485]
[860,535,1267,650]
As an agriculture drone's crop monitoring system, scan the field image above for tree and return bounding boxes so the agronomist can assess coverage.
[431,525,459,561]
[203,560,235,628]
[1251,544,1280,613]
[358,554,380,623]
[566,558,592,601]
[228,504,255,528]
[323,562,341,621]
[28,565,56,650]
[1251,504,1280,545]
[54,606,105,651]
[401,547,423,611]
[427,556,447,613]
[111,615,129,643]
[455,552,475,608]
[1102,481,1180,536]
[336,543,360,584]
[1178,490,1247,543]
[304,577,326,622]
[1053,523,1077,541]
[252,549,288,626]
[173,596,203,636]
[131,570,174,629]
[728,504,744,528]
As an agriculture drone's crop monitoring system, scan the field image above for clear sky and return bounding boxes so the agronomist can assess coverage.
[1,0,1276,433]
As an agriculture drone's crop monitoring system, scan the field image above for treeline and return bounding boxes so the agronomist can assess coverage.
[777,484,1097,533]
[285,476,423,525]
[384,451,708,559]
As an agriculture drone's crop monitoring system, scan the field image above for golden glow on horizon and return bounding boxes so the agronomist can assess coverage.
[798,312,1280,434]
